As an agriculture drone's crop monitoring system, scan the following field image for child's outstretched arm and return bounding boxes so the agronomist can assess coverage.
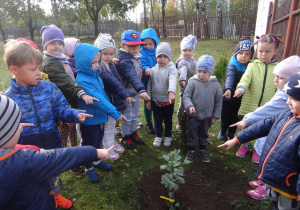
[81,94,99,105]
[218,138,238,149]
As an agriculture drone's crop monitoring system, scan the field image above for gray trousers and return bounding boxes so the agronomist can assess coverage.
[186,117,211,150]
[271,189,299,210]
[121,94,140,136]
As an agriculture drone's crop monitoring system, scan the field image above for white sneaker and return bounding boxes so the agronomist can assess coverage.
[164,137,172,147]
[153,137,162,147]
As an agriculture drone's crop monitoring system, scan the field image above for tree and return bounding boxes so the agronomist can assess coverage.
[161,0,167,37]
[143,0,148,28]
[0,2,8,42]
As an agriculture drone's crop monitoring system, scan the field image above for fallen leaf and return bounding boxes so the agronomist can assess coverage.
[72,198,77,202]
[133,149,138,152]
[224,166,228,170]
[125,163,130,167]
[120,159,124,162]
[242,170,246,173]
[140,171,143,175]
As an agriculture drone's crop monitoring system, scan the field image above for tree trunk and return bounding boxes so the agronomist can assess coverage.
[196,0,200,38]
[180,0,188,36]
[162,0,167,37]
[143,0,148,28]
[93,18,99,37]
[0,20,7,43]
[150,0,160,37]
[27,0,35,41]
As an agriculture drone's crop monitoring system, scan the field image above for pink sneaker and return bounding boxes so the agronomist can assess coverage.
[247,185,269,200]
[251,150,260,163]
[109,149,120,160]
[249,179,265,188]
[114,142,125,154]
[236,145,249,158]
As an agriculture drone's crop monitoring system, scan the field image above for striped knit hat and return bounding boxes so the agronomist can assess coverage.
[0,95,21,147]
[95,33,115,50]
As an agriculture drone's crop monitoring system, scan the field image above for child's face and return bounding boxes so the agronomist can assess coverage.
[197,70,211,82]
[273,74,287,90]
[45,40,64,56]
[182,48,194,59]
[236,50,251,64]
[286,95,300,114]
[156,54,169,67]
[143,38,155,50]
[102,47,115,63]
[122,44,140,56]
[10,61,41,87]
[92,52,101,71]
[257,42,278,64]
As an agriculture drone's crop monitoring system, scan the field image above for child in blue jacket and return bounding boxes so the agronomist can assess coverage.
[140,28,159,134]
[219,73,300,210]
[75,43,125,183]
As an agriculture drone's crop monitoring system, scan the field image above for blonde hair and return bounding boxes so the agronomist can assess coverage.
[4,39,43,68]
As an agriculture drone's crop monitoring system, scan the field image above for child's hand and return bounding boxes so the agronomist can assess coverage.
[77,113,93,123]
[0,92,3,95]
[230,120,247,131]
[218,138,237,149]
[96,145,114,160]
[210,117,217,124]
[112,58,119,65]
[139,92,150,100]
[81,94,99,105]
[117,115,127,121]
[297,195,300,201]
[168,92,175,104]
[146,101,151,110]
[233,90,243,98]
[223,89,231,99]
[179,80,186,87]
[125,96,135,104]
[189,107,196,114]
[145,68,152,76]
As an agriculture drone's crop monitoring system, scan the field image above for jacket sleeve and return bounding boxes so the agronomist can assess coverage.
[42,58,85,99]
[140,51,151,72]
[178,60,188,82]
[236,63,254,90]
[118,59,146,93]
[224,64,237,91]
[27,146,97,181]
[50,82,81,123]
[183,81,195,110]
[147,74,152,99]
[212,83,223,119]
[168,64,178,93]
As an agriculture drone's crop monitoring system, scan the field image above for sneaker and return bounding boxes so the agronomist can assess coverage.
[227,133,235,140]
[122,135,135,149]
[136,125,141,130]
[185,150,195,162]
[247,185,270,200]
[56,194,73,209]
[176,123,180,130]
[146,123,155,134]
[218,132,226,141]
[115,125,122,136]
[199,150,210,163]
[109,149,120,160]
[69,166,83,174]
[85,167,99,183]
[93,160,112,171]
[131,131,145,145]
[164,137,172,147]
[249,179,265,188]
[153,137,162,147]
[137,120,143,126]
[114,142,125,153]
[236,145,249,158]
[251,150,260,163]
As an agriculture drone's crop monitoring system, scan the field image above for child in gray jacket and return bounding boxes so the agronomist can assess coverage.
[183,55,223,162]
[146,42,177,147]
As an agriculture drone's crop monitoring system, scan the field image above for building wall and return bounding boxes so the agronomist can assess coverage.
[254,0,274,38]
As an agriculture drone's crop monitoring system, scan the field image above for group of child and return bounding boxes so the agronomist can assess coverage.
[0,23,299,209]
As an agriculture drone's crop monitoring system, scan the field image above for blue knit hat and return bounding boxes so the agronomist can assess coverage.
[283,73,300,101]
[197,55,215,74]
[40,24,64,50]
[235,39,254,58]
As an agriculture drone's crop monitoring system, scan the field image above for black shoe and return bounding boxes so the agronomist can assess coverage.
[131,131,145,145]
[227,133,235,140]
[69,166,83,174]
[185,150,195,162]
[122,135,135,149]
[199,150,210,163]
[146,123,155,134]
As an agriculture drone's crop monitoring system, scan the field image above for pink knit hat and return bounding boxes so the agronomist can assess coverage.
[273,55,300,79]
[63,38,80,58]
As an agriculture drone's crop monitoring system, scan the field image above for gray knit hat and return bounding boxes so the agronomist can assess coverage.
[273,56,300,80]
[95,33,115,50]
[0,95,21,147]
[197,55,215,74]
[156,42,172,60]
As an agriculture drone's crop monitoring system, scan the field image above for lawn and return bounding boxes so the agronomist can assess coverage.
[0,38,272,209]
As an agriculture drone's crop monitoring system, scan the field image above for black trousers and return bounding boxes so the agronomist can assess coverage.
[220,100,241,135]
[186,117,211,150]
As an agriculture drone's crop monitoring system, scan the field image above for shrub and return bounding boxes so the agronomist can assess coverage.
[213,52,229,82]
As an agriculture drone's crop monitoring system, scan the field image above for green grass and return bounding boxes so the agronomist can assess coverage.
[0,38,271,209]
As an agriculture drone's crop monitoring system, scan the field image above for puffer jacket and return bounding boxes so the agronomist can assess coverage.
[75,43,121,125]
[236,110,300,198]
[99,62,131,111]
[0,146,97,210]
[4,79,81,149]
[183,75,223,120]
[116,49,146,95]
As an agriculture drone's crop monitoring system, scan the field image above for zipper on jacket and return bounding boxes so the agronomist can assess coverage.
[258,64,268,107]
[28,89,42,136]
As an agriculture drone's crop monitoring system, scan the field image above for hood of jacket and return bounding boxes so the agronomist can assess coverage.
[75,43,101,78]
[227,55,248,73]
[141,28,159,46]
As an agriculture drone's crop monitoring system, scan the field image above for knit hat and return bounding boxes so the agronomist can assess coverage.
[0,95,21,147]
[235,39,254,58]
[197,55,215,74]
[95,33,115,50]
[40,24,64,50]
[273,56,300,80]
[180,35,197,51]
[121,30,145,45]
[156,42,172,60]
[16,38,39,49]
[63,38,80,58]
[283,73,300,101]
